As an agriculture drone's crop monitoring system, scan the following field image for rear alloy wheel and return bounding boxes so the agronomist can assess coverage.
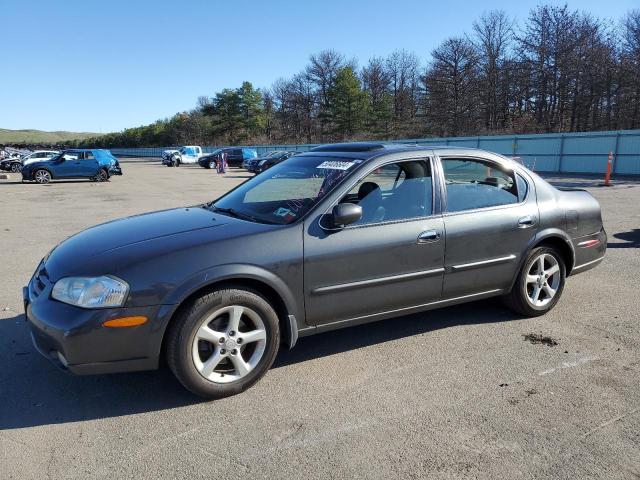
[166,287,280,398]
[34,169,51,184]
[504,246,566,316]
[209,160,216,170]
[10,163,21,173]
[94,169,109,182]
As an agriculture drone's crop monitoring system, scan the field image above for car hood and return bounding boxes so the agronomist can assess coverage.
[43,206,266,280]
[22,158,54,168]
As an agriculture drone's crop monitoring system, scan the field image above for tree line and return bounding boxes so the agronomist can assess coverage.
[78,5,640,149]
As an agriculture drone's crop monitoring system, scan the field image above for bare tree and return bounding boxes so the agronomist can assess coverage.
[424,38,479,136]
[472,10,514,132]
[386,49,420,134]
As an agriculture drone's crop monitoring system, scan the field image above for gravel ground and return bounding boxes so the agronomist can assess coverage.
[0,160,638,480]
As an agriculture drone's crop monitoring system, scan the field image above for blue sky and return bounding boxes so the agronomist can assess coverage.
[1,0,637,133]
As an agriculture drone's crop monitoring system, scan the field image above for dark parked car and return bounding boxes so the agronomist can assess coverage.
[198,147,258,169]
[0,157,24,173]
[21,149,122,184]
[254,151,296,174]
[242,151,296,173]
[242,150,286,172]
[24,143,606,398]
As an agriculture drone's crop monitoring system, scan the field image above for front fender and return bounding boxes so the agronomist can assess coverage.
[157,263,302,346]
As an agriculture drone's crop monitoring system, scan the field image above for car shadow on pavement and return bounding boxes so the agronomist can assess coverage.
[607,229,640,249]
[0,298,522,430]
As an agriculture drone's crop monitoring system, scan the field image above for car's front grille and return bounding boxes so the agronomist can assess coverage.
[30,265,49,299]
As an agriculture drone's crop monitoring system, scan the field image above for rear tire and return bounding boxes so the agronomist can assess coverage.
[10,163,21,173]
[504,246,566,317]
[166,287,280,399]
[94,168,109,182]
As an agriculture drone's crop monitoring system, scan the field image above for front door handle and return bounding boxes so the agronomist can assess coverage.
[518,216,536,228]
[417,230,441,243]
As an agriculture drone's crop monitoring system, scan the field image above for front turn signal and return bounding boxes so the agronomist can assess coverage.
[103,316,148,328]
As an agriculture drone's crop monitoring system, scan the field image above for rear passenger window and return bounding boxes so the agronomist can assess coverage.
[442,158,520,212]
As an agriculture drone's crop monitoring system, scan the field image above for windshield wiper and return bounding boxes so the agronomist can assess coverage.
[209,205,276,225]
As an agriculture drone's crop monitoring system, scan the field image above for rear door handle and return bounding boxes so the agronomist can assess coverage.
[417,230,441,243]
[518,216,536,228]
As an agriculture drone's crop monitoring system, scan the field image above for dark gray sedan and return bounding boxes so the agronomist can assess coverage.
[25,143,606,398]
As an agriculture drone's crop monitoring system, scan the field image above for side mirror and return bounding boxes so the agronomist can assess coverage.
[331,203,362,228]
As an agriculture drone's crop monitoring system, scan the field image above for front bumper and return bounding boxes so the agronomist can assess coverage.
[110,165,123,176]
[24,274,169,375]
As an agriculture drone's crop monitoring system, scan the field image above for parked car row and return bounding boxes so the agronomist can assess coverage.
[162,145,259,169]
[19,149,122,184]
[160,145,301,174]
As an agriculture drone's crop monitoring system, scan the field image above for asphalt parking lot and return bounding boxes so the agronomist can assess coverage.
[1,160,639,479]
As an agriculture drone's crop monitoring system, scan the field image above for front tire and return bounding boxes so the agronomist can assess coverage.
[504,246,566,317]
[166,287,280,398]
[34,169,51,184]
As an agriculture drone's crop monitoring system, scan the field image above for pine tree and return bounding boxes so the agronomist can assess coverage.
[327,66,367,139]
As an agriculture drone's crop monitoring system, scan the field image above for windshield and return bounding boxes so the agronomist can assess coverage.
[210,156,359,225]
[180,147,197,155]
[264,151,282,157]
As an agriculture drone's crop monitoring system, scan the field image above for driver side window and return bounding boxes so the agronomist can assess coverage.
[344,160,433,226]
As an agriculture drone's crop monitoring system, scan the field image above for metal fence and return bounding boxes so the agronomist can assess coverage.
[109,129,640,175]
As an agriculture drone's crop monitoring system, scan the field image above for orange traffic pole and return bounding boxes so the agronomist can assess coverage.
[604,151,613,186]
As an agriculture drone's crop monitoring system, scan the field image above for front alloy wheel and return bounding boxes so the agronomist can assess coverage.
[34,169,51,184]
[192,305,267,383]
[167,287,280,398]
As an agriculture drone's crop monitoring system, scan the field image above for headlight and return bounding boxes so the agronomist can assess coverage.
[52,276,129,308]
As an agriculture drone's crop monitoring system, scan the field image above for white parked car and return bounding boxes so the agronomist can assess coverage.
[162,146,203,166]
[21,150,60,166]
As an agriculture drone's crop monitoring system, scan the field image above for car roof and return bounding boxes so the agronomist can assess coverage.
[302,142,516,169]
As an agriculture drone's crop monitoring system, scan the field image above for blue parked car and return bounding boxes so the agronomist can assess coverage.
[21,149,123,184]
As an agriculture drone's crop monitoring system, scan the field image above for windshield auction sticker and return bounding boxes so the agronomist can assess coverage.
[316,161,354,170]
